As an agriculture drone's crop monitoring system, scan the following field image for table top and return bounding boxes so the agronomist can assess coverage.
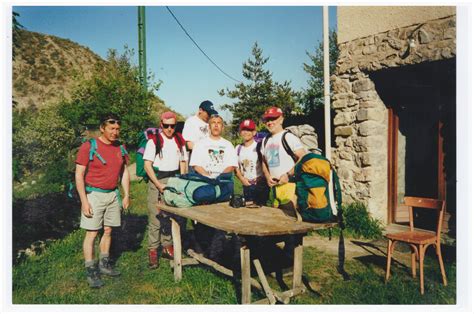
[158,202,338,236]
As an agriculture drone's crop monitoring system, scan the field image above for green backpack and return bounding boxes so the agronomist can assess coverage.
[294,152,342,223]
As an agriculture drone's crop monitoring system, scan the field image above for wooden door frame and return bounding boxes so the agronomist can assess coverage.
[387,108,446,224]
[387,108,398,224]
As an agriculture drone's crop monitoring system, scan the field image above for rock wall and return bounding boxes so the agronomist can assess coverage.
[331,15,456,223]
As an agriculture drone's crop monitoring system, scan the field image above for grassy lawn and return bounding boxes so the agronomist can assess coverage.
[12,181,456,304]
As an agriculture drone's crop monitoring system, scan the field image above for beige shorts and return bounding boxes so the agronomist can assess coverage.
[80,190,121,230]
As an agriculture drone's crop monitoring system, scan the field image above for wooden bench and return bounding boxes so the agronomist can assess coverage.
[158,202,338,304]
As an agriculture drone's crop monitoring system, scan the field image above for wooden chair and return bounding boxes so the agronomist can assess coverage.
[385,197,447,294]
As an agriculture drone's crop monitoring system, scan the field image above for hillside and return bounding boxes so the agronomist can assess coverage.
[12,29,182,120]
[13,29,104,109]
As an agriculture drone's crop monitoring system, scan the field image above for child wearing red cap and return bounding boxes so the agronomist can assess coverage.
[235,119,268,205]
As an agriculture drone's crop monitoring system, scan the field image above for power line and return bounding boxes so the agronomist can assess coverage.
[165,6,242,83]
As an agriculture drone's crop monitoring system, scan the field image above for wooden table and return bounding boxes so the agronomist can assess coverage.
[158,202,337,304]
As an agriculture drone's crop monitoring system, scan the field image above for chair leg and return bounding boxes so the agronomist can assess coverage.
[385,239,393,283]
[436,243,448,286]
[410,244,417,278]
[419,244,426,295]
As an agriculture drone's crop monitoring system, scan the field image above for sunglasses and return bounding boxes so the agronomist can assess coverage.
[162,123,176,129]
[263,116,280,122]
[104,119,121,125]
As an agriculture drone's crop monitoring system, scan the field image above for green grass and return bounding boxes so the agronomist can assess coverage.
[12,181,456,304]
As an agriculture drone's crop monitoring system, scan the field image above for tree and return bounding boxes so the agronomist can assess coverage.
[13,105,76,176]
[219,42,299,134]
[12,11,23,60]
[57,48,160,146]
[299,29,339,114]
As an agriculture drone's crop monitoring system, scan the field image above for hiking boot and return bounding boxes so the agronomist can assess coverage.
[149,249,159,269]
[161,245,174,260]
[99,257,121,277]
[86,265,104,288]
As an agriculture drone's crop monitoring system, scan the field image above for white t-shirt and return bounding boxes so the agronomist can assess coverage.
[260,130,304,179]
[236,141,262,182]
[143,135,188,171]
[182,115,209,145]
[190,137,238,179]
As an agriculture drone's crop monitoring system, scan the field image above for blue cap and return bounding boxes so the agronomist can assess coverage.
[199,100,218,116]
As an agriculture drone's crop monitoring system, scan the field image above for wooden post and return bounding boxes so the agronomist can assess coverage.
[171,218,182,282]
[292,238,304,290]
[240,245,251,304]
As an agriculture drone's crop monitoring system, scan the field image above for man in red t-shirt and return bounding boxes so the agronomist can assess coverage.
[75,113,130,288]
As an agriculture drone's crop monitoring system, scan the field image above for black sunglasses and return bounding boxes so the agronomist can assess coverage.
[263,116,279,122]
[104,119,121,125]
[162,123,176,129]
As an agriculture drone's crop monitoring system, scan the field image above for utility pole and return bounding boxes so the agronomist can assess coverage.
[323,6,336,213]
[138,6,147,92]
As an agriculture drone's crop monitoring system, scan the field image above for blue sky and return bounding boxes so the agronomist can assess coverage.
[13,5,337,118]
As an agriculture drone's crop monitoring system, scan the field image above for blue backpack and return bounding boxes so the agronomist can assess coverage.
[163,173,234,208]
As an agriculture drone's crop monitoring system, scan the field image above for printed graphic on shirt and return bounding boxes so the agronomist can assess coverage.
[266,143,280,168]
[206,147,226,174]
[241,158,255,177]
[200,125,209,136]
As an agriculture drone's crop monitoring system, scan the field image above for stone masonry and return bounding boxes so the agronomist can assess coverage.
[331,15,456,223]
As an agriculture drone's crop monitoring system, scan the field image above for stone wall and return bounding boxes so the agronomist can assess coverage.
[332,15,456,224]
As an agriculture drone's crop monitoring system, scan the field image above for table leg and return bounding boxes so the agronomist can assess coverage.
[171,218,182,282]
[240,245,251,304]
[292,237,303,290]
[253,258,276,304]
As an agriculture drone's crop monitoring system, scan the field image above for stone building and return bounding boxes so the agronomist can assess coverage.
[332,6,456,232]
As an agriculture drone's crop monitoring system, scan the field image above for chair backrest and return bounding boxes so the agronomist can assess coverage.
[403,196,446,240]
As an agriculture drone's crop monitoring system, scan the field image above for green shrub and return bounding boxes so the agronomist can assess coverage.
[316,201,383,239]
[13,105,76,176]
[343,202,383,239]
[43,159,70,186]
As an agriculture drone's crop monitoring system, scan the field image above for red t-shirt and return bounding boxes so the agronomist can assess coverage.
[75,138,129,190]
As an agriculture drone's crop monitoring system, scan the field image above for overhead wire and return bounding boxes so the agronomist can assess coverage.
[165,6,242,83]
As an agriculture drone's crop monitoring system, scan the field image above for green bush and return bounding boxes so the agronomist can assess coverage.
[343,202,383,239]
[13,105,76,175]
[316,201,383,239]
[57,48,159,147]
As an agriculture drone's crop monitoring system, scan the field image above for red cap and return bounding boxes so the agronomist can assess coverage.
[160,111,177,121]
[262,107,283,120]
[239,119,256,131]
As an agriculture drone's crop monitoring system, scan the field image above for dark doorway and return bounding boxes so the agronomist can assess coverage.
[369,58,456,234]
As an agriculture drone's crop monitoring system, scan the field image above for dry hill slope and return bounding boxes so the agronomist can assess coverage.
[13,29,104,109]
[12,29,182,121]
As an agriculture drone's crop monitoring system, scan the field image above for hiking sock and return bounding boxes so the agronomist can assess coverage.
[85,260,95,268]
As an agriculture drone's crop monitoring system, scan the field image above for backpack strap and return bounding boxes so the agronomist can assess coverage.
[88,138,106,164]
[174,132,186,153]
[120,144,128,157]
[237,144,242,156]
[156,132,164,158]
[281,130,298,162]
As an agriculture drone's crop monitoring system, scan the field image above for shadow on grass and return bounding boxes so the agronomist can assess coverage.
[12,192,81,264]
[350,239,457,284]
[13,192,148,266]
[110,212,147,262]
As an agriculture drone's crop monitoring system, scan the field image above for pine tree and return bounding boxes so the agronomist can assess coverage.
[12,11,24,60]
[219,42,298,133]
[299,29,339,114]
